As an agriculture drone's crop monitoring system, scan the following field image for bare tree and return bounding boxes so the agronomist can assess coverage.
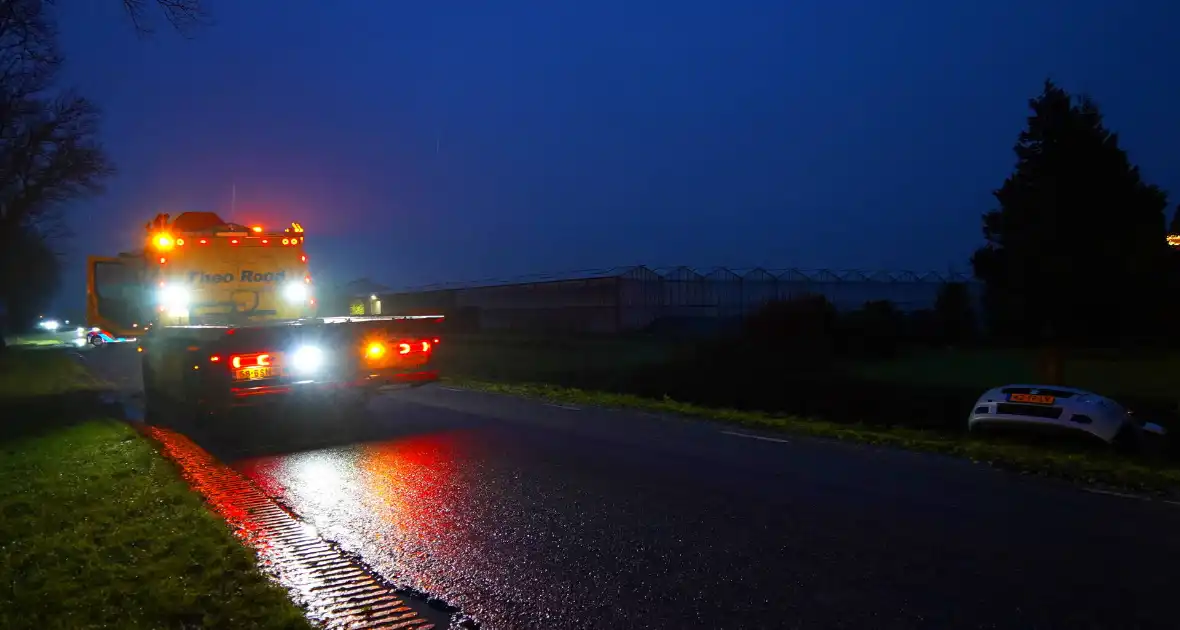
[0,0,114,240]
[0,0,114,336]
[121,0,209,37]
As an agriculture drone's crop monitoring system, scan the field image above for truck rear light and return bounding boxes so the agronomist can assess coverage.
[176,238,185,246]
[210,355,221,362]
[282,238,290,245]
[391,339,434,356]
[300,255,307,262]
[230,239,239,245]
[230,353,274,369]
[199,238,208,244]
[261,239,269,244]
[159,257,166,264]
[365,342,386,360]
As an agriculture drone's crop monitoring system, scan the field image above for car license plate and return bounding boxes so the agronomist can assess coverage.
[1008,393,1055,405]
[235,366,274,381]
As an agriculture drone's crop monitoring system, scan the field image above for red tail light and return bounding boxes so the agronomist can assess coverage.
[229,353,274,369]
[392,339,434,356]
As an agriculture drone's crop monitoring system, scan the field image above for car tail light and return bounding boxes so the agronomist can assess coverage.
[230,353,274,369]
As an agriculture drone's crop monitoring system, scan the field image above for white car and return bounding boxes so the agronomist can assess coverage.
[968,384,1166,444]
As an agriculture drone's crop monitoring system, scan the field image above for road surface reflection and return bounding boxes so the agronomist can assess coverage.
[237,432,479,609]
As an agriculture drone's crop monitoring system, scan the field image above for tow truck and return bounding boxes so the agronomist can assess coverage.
[87,212,442,425]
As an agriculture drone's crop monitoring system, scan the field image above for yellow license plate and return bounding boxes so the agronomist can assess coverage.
[1009,393,1055,405]
[235,366,275,381]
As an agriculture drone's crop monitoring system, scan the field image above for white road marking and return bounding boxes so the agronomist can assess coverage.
[438,386,467,392]
[543,402,582,411]
[1083,488,1150,501]
[720,430,790,444]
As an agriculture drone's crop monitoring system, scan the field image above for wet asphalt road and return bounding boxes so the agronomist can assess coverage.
[88,345,1180,629]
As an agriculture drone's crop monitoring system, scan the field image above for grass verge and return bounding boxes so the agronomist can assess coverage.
[448,377,1180,496]
[0,350,311,630]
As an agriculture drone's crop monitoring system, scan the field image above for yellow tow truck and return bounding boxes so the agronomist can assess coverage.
[87,212,442,424]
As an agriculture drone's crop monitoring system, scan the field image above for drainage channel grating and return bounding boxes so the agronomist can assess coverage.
[142,426,438,630]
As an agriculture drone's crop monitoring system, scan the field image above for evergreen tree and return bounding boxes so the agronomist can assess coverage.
[971,80,1170,347]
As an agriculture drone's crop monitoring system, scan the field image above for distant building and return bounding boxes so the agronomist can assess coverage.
[350,265,982,335]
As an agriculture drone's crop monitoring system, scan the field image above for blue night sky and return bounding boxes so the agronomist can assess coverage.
[52,0,1180,312]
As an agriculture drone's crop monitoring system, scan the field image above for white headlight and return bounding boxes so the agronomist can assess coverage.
[158,284,190,309]
[282,282,309,303]
[42,320,59,331]
[291,345,324,373]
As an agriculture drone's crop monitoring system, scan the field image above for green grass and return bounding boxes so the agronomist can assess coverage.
[0,348,105,399]
[0,351,311,630]
[849,347,1180,400]
[433,332,680,382]
[451,377,1180,495]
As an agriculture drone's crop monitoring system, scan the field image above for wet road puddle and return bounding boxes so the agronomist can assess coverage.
[143,426,453,629]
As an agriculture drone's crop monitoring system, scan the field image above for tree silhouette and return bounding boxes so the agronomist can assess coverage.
[0,1,114,337]
[971,80,1170,348]
[119,0,208,37]
[934,282,976,345]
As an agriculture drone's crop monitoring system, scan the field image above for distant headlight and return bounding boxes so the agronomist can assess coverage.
[41,320,59,331]
[290,345,324,374]
[282,282,308,303]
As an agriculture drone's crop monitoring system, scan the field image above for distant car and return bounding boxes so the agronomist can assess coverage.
[968,384,1166,445]
[81,328,136,347]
